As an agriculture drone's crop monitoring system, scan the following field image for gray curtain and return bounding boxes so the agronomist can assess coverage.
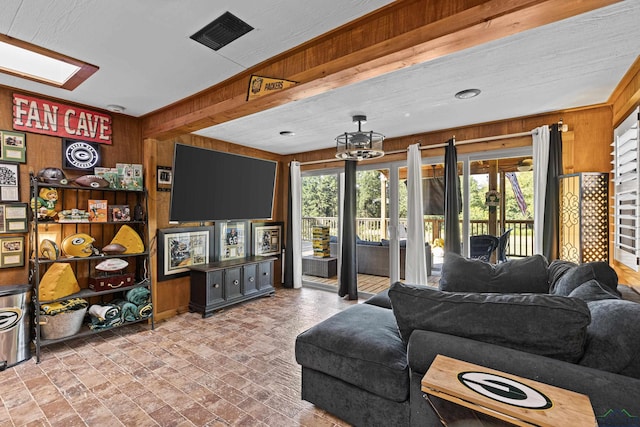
[543,124,563,261]
[444,138,461,254]
[339,160,358,299]
[283,168,294,288]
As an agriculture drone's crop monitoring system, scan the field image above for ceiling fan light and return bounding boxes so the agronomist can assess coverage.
[335,115,385,161]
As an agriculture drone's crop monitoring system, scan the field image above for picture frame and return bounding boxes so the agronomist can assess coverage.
[0,163,20,201]
[62,138,102,171]
[0,203,28,233]
[251,222,283,256]
[157,166,172,192]
[1,131,26,163]
[0,235,24,268]
[157,226,214,281]
[216,221,248,261]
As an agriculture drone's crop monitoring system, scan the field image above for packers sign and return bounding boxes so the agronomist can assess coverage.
[247,75,297,101]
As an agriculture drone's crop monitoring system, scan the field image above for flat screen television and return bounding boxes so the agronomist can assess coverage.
[169,144,277,222]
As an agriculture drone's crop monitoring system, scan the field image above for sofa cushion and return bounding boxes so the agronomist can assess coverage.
[365,289,392,309]
[548,259,577,290]
[439,253,549,293]
[579,299,640,379]
[549,262,619,297]
[568,279,621,302]
[388,282,591,362]
[295,303,408,402]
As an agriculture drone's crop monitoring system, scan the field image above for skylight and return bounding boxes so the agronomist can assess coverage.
[0,35,98,90]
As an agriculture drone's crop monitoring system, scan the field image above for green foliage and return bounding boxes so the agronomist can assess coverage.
[301,175,338,217]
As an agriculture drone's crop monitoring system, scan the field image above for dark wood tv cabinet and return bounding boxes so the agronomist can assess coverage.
[189,256,276,318]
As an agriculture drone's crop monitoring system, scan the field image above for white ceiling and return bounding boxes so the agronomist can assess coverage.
[2,1,640,156]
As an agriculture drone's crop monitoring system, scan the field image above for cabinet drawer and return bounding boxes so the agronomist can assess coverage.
[243,264,258,295]
[258,261,273,289]
[206,270,224,305]
[224,267,243,299]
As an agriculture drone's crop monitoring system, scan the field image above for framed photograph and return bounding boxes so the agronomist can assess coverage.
[1,131,26,163]
[252,222,283,256]
[0,203,28,233]
[157,226,214,281]
[0,163,19,201]
[157,166,172,192]
[0,236,24,268]
[216,221,247,261]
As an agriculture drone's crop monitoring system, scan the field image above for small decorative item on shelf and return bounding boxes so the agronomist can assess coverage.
[109,205,130,222]
[31,187,58,220]
[61,233,98,258]
[100,243,126,255]
[93,167,119,189]
[110,224,144,254]
[74,174,110,188]
[116,163,143,190]
[57,209,90,222]
[88,199,108,222]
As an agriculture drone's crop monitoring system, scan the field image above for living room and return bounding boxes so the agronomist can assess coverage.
[0,1,639,426]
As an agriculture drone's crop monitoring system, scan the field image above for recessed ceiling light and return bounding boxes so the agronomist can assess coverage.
[455,88,481,99]
[106,104,126,113]
[280,131,295,136]
[0,34,98,90]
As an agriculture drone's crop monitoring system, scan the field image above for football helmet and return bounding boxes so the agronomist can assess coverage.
[62,233,96,257]
[37,168,68,184]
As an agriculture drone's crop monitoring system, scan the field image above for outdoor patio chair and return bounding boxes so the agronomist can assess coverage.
[469,234,499,261]
[497,229,512,263]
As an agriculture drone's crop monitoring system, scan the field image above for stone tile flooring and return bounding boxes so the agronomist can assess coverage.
[0,287,359,426]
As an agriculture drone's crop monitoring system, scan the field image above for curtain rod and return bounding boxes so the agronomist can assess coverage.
[297,121,567,166]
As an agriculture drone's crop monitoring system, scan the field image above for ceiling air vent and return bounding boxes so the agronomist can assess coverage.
[190,12,253,51]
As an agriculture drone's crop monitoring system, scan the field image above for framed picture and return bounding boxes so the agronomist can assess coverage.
[157,226,214,281]
[216,221,247,261]
[157,166,172,192]
[0,163,19,201]
[0,236,24,268]
[251,222,283,256]
[0,203,28,233]
[1,131,26,163]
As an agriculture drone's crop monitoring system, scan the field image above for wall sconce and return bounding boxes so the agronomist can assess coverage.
[559,173,608,263]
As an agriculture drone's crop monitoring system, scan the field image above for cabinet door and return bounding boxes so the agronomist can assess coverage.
[258,261,273,290]
[224,267,243,300]
[243,263,258,295]
[207,270,224,305]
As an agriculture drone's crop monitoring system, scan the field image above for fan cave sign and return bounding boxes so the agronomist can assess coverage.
[12,94,112,144]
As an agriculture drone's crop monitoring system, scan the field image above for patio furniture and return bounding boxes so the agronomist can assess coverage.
[469,235,499,261]
[497,229,512,263]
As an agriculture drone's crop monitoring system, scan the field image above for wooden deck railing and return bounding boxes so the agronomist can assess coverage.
[302,217,534,257]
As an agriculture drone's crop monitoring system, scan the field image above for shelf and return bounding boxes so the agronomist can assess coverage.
[38,317,152,347]
[30,251,149,265]
[36,279,150,305]
[32,181,145,193]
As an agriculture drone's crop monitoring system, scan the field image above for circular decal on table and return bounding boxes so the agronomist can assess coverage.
[458,371,553,410]
[0,308,23,332]
[65,141,100,169]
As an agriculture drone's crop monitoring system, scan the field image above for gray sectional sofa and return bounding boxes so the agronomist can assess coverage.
[295,253,640,426]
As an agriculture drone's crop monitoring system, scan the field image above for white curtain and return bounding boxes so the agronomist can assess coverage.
[290,161,302,288]
[337,171,345,285]
[532,125,550,255]
[406,144,428,284]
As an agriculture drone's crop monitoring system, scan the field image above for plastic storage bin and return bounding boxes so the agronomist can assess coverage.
[0,284,31,369]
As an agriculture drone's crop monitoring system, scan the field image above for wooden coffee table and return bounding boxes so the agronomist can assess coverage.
[421,355,597,427]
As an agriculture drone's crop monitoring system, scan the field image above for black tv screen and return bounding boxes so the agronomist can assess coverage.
[169,144,277,222]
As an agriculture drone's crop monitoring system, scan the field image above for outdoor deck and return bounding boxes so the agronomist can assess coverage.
[303,272,441,295]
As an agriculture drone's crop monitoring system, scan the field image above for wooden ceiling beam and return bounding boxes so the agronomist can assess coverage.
[141,0,620,140]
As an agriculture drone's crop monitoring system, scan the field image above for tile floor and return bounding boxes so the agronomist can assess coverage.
[0,287,361,427]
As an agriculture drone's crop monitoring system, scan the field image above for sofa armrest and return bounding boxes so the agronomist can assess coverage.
[407,330,640,424]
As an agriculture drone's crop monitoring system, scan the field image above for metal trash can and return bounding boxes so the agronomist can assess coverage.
[0,285,31,369]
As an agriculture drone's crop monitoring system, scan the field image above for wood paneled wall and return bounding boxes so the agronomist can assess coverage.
[143,135,286,321]
[0,86,142,285]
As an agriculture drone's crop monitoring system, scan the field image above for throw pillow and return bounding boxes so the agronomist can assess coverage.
[568,279,621,302]
[388,281,590,362]
[579,299,640,379]
[548,259,577,290]
[550,262,619,297]
[439,252,549,293]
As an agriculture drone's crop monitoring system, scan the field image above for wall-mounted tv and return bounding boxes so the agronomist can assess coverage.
[169,144,277,222]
